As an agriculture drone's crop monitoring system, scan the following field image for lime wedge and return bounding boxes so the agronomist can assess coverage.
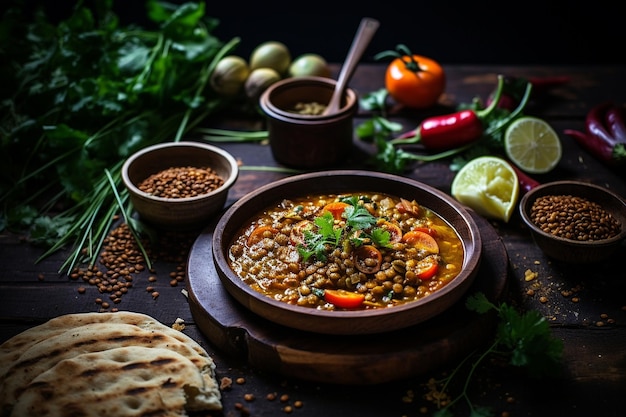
[504,116,562,174]
[451,156,520,222]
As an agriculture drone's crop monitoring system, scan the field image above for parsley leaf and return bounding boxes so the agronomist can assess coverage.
[344,205,376,230]
[298,212,340,262]
[430,292,564,416]
[370,227,391,248]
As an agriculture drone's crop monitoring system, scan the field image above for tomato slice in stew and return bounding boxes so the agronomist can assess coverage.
[323,289,365,309]
[322,201,350,220]
[411,226,438,238]
[353,244,383,274]
[377,219,403,243]
[402,230,439,254]
[414,254,440,280]
[247,225,278,246]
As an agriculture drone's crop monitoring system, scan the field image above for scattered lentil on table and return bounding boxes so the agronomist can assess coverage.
[529,194,621,241]
[137,166,224,198]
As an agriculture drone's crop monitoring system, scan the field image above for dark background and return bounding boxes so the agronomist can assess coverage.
[5,1,624,65]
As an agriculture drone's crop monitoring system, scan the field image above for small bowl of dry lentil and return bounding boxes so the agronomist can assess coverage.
[519,180,626,263]
[121,141,239,230]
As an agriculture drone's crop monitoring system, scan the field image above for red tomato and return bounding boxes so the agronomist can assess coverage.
[414,255,439,280]
[323,289,365,309]
[353,244,383,274]
[412,226,438,238]
[402,230,439,254]
[378,45,445,109]
[377,219,403,243]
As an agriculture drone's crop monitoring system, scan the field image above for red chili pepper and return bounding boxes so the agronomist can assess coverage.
[391,75,532,152]
[526,75,570,95]
[564,128,626,167]
[586,101,615,144]
[509,162,540,194]
[576,101,626,166]
[419,109,484,150]
[604,103,626,143]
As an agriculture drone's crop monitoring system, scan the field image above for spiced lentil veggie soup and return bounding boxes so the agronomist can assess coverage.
[227,191,464,310]
[211,171,482,334]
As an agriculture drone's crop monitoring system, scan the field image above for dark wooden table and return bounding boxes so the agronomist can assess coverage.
[2,64,626,417]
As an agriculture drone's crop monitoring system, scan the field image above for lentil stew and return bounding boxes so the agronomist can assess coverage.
[227,192,465,310]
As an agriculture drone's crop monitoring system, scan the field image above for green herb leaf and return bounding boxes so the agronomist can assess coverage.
[344,205,377,230]
[432,291,563,416]
[370,228,391,248]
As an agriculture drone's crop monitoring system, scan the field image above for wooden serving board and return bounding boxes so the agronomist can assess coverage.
[187,213,508,385]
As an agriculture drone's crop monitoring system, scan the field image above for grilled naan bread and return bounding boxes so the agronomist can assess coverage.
[0,311,165,376]
[0,312,221,417]
[9,346,215,417]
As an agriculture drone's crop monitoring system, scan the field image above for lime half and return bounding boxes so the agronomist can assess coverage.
[504,116,562,174]
[451,156,520,222]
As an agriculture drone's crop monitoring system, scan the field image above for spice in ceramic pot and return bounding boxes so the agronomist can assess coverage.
[291,101,327,115]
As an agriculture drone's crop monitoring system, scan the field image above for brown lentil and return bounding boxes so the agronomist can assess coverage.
[529,194,621,241]
[137,166,224,198]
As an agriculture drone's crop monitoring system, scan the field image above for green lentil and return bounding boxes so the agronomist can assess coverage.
[530,194,621,241]
[137,166,224,198]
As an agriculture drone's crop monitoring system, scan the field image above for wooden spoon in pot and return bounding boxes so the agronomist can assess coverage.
[323,17,380,116]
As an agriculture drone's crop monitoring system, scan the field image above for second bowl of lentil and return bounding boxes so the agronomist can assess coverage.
[519,180,626,263]
[121,141,239,230]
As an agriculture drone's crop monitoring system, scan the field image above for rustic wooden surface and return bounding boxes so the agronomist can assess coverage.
[2,64,626,416]
[187,212,507,385]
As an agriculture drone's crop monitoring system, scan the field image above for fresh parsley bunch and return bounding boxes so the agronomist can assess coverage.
[431,292,564,417]
[0,0,238,272]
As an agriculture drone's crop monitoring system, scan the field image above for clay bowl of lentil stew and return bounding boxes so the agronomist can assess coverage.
[212,170,482,335]
[519,180,626,263]
[122,141,238,231]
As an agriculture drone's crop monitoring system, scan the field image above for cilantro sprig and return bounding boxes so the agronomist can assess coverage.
[430,292,564,417]
[0,1,239,273]
[297,196,391,263]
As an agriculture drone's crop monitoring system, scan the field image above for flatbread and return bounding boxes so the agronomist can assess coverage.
[0,312,221,416]
[0,311,161,376]
[9,346,215,417]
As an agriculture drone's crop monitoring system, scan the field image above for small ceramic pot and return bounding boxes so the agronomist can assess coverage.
[259,76,358,169]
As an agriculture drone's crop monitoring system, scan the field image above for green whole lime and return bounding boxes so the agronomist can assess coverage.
[288,53,331,78]
[209,55,250,96]
[249,41,291,74]
[245,67,281,101]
